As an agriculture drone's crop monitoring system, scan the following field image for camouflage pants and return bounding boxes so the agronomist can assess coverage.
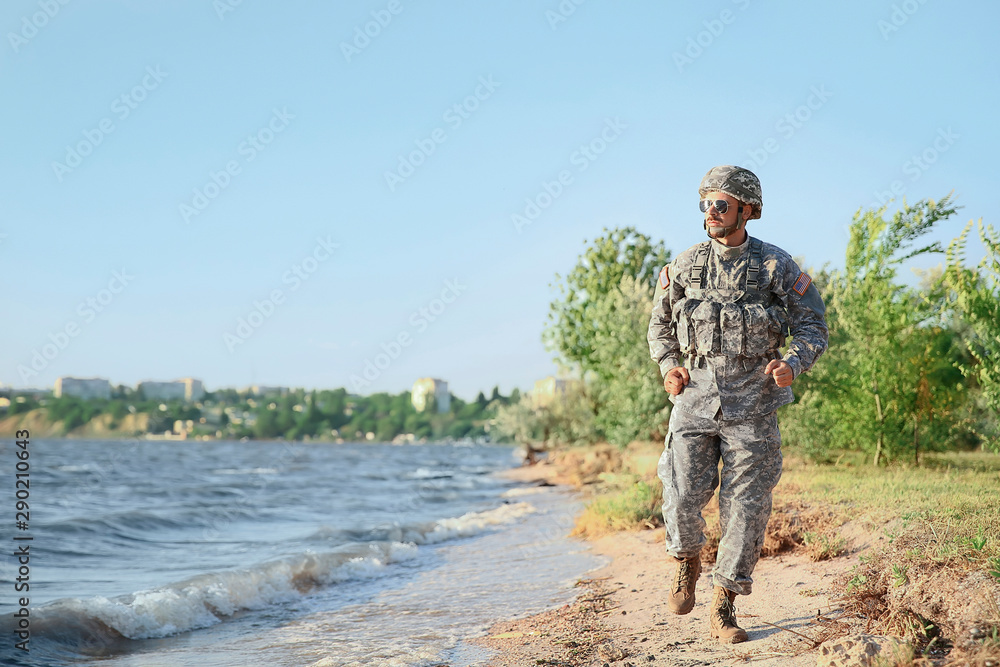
[657,406,782,595]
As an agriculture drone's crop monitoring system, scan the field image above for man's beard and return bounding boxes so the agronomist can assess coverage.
[705,217,741,239]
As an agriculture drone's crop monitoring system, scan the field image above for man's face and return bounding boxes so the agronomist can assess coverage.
[701,190,743,236]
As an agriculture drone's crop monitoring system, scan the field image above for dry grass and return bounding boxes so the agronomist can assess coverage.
[835,508,1000,664]
[554,443,1000,666]
[548,444,624,487]
[567,443,846,562]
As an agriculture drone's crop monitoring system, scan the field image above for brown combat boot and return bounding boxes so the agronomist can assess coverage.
[666,554,701,615]
[709,586,749,644]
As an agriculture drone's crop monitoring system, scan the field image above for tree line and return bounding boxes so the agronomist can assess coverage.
[494,196,1000,464]
[5,385,517,442]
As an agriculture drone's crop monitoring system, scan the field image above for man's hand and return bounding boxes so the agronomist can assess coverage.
[663,366,690,395]
[765,359,794,388]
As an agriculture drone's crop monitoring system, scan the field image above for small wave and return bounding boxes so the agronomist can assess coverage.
[305,502,537,546]
[420,502,536,544]
[53,464,102,473]
[502,486,551,498]
[44,504,266,538]
[5,502,537,655]
[209,468,279,475]
[404,467,455,480]
[44,511,189,536]
[3,541,419,655]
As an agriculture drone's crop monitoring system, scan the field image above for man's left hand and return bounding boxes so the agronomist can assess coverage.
[764,359,794,388]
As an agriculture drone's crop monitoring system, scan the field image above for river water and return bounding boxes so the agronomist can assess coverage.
[0,438,601,666]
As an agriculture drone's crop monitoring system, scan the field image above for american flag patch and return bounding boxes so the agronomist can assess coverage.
[792,272,812,295]
[659,266,670,289]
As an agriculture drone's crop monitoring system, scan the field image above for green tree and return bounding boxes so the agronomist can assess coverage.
[590,275,671,446]
[946,219,1000,451]
[254,409,282,439]
[9,397,37,416]
[782,196,968,464]
[545,227,671,374]
[493,385,599,448]
[447,420,473,438]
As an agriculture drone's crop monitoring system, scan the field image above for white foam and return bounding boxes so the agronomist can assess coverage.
[38,504,535,642]
[51,542,419,640]
[501,486,550,498]
[419,502,537,544]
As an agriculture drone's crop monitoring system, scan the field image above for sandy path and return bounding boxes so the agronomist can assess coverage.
[473,464,864,666]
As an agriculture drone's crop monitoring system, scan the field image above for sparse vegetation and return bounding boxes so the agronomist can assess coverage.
[550,443,1000,666]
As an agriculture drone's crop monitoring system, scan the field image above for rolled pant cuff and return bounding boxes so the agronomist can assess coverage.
[711,571,752,596]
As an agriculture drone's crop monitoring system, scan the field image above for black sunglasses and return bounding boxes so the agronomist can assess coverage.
[699,199,731,214]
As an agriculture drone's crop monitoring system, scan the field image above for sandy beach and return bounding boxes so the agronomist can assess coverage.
[474,460,866,667]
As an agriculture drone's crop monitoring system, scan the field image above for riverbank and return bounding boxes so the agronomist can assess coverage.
[471,445,1000,666]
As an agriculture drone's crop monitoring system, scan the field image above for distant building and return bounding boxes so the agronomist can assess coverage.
[137,378,204,402]
[250,385,289,397]
[182,378,205,401]
[531,376,581,409]
[54,377,112,400]
[137,381,184,401]
[412,378,450,413]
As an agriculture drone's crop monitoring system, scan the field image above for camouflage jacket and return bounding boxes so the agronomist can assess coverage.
[647,235,828,419]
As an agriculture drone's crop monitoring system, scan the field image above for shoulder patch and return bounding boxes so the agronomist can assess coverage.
[792,272,812,296]
[659,266,670,289]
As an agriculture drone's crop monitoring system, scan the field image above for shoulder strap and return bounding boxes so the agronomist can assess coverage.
[689,242,711,289]
[745,238,764,291]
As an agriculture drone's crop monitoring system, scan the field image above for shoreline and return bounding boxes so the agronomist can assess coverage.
[472,454,863,666]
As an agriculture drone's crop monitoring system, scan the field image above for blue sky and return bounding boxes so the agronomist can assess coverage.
[2,0,997,399]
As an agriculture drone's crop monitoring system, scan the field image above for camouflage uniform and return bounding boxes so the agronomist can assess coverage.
[647,235,827,595]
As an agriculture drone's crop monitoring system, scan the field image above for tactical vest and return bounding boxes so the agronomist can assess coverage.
[673,238,789,365]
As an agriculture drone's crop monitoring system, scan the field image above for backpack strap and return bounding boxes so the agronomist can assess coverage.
[745,238,764,291]
[689,242,711,289]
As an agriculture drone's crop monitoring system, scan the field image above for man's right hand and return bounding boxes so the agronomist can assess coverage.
[663,366,690,395]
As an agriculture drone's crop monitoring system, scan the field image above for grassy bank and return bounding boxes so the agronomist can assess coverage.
[551,443,1000,665]
[781,452,1000,569]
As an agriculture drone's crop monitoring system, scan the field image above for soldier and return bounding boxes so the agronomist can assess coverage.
[647,166,828,643]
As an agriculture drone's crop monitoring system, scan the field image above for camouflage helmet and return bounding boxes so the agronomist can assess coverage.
[698,165,762,220]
